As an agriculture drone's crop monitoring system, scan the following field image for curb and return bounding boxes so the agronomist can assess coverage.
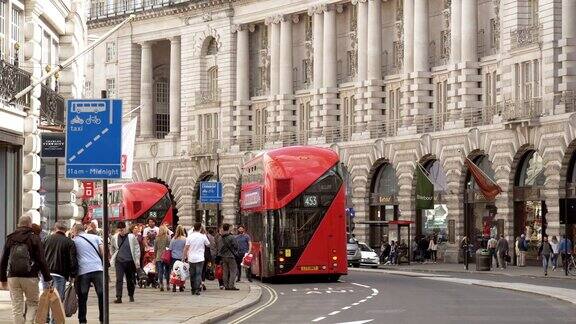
[375,266,576,281]
[191,284,263,324]
[350,268,576,306]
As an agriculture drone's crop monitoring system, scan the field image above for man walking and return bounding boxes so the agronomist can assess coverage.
[0,215,52,324]
[43,221,78,323]
[71,223,104,324]
[111,221,140,303]
[559,236,573,268]
[538,235,553,276]
[496,234,509,269]
[518,234,528,267]
[487,236,499,269]
[217,223,240,290]
[182,222,210,295]
[235,225,252,282]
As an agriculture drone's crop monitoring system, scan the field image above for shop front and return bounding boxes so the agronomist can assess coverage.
[561,143,576,241]
[416,159,449,243]
[513,150,547,265]
[367,162,399,249]
[0,138,23,252]
[464,155,501,250]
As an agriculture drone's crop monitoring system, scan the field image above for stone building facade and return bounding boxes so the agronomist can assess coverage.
[87,0,576,262]
[0,0,87,249]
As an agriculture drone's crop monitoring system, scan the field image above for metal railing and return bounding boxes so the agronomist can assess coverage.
[87,0,192,21]
[40,84,65,127]
[0,59,31,109]
[195,89,221,105]
[510,24,542,50]
[501,98,543,121]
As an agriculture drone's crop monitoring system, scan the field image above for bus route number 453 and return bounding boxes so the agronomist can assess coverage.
[303,195,318,207]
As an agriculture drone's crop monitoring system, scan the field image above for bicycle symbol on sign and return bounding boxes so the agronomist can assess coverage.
[85,115,101,125]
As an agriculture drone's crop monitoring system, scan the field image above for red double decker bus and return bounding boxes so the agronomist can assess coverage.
[240,146,347,281]
[84,182,174,227]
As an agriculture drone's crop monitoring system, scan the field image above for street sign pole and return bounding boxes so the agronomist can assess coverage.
[101,90,110,324]
[55,158,58,223]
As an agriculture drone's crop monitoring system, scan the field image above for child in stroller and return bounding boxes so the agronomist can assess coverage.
[138,250,159,288]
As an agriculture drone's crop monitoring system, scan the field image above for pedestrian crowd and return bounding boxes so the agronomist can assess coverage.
[0,215,254,324]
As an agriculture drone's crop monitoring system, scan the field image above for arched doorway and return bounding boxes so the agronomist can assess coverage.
[513,150,547,264]
[464,155,499,250]
[194,173,222,230]
[560,142,576,242]
[416,158,449,242]
[368,162,399,249]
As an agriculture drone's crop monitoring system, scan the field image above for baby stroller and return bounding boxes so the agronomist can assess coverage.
[138,250,158,288]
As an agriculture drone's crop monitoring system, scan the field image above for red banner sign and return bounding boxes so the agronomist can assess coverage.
[83,181,94,199]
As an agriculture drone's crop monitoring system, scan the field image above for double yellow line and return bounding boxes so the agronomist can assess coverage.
[227,284,278,324]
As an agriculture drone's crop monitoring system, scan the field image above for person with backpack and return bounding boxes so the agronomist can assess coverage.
[216,223,240,291]
[110,221,141,303]
[43,221,78,324]
[0,215,53,324]
[71,223,104,324]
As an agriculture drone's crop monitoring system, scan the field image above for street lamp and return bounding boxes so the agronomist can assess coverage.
[213,140,222,227]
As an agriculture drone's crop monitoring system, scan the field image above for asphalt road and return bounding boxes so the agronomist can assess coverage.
[223,270,576,324]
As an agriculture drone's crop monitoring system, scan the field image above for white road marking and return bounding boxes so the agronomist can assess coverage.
[342,306,351,310]
[328,311,341,316]
[312,317,326,322]
[352,302,360,306]
[292,289,297,292]
[68,127,111,162]
[366,296,372,299]
[351,282,371,288]
[335,320,374,324]
[228,284,278,324]
[359,299,366,303]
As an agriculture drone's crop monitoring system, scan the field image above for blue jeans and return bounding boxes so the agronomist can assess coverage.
[189,262,204,292]
[551,253,559,268]
[43,275,66,324]
[542,255,550,273]
[76,271,104,323]
[156,261,170,286]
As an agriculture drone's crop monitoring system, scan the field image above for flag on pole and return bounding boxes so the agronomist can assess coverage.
[121,117,138,179]
[464,157,502,200]
[416,163,434,210]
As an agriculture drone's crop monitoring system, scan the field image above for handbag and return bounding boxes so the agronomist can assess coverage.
[215,264,223,280]
[205,264,215,281]
[161,249,172,265]
[64,283,78,317]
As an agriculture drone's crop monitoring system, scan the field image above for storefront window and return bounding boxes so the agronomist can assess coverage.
[422,204,449,241]
[0,143,21,252]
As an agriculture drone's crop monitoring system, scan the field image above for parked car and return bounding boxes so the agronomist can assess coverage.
[358,242,380,268]
[347,239,361,268]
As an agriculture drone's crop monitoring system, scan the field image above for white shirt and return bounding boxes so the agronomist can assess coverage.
[143,226,159,238]
[185,231,210,263]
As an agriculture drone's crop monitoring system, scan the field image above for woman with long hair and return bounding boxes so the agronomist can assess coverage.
[154,225,171,291]
[169,225,187,292]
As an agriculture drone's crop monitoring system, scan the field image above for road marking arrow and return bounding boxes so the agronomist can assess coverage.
[335,320,374,324]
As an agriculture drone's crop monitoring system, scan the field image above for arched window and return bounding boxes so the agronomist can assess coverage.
[206,37,218,56]
[516,150,545,187]
[207,66,218,101]
[372,163,398,197]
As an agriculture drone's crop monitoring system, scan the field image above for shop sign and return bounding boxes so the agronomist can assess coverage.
[83,181,94,198]
[370,194,398,205]
[41,133,66,158]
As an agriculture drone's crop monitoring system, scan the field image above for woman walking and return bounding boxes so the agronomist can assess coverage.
[428,236,438,263]
[550,236,560,271]
[154,225,171,291]
[169,225,187,292]
[538,235,553,276]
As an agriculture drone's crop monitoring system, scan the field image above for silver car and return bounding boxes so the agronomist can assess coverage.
[347,241,361,268]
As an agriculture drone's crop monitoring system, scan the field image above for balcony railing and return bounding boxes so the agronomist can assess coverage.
[195,89,221,105]
[88,0,192,21]
[0,59,31,109]
[510,24,542,50]
[501,98,543,121]
[39,84,65,128]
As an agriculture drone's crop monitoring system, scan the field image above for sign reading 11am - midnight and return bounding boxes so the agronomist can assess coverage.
[65,99,122,179]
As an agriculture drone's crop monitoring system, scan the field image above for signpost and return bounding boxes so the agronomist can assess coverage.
[65,97,122,324]
[41,132,66,223]
[200,181,223,203]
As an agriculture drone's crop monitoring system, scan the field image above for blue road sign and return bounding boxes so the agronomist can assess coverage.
[200,181,222,203]
[65,99,122,179]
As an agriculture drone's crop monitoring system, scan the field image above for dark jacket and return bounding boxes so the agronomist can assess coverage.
[217,233,239,258]
[0,226,52,282]
[43,231,78,280]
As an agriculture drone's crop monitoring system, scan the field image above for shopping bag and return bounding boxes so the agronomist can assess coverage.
[49,289,65,324]
[215,264,223,280]
[241,253,253,268]
[169,271,186,286]
[63,284,78,317]
[161,249,172,265]
[172,260,190,281]
[35,287,65,324]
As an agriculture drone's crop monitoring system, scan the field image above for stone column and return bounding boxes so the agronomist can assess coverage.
[233,24,253,149]
[363,0,384,135]
[320,5,340,142]
[353,0,368,135]
[559,0,576,112]
[169,37,181,136]
[450,0,462,64]
[401,0,415,130]
[140,41,154,137]
[268,17,281,96]
[461,0,477,63]
[277,15,297,141]
[308,5,324,138]
[413,0,428,72]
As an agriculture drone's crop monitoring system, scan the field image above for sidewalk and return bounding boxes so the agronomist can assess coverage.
[0,280,261,324]
[378,262,576,280]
